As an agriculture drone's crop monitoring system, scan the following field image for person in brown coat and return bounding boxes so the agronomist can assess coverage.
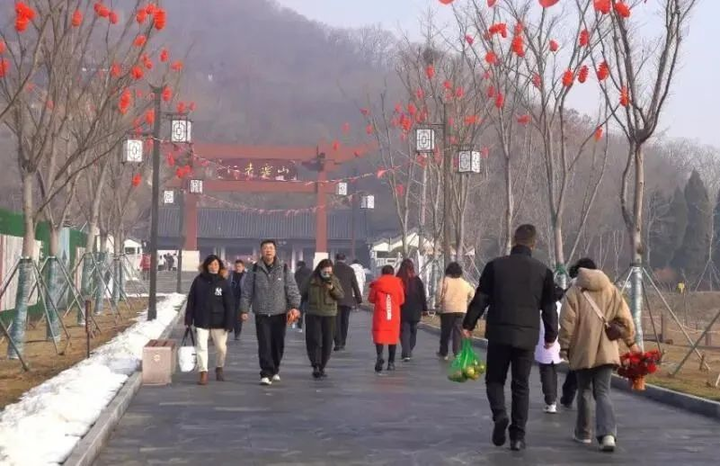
[558,265,640,452]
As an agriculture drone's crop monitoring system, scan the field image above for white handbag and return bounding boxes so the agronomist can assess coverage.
[178,327,197,373]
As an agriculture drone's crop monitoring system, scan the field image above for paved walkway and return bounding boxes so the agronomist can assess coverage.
[96,311,719,465]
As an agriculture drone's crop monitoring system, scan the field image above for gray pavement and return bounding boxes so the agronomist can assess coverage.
[95,308,720,465]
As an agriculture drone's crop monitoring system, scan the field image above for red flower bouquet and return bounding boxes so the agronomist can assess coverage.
[617,349,662,391]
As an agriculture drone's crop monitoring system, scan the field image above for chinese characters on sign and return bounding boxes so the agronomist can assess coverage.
[189,179,203,194]
[123,139,143,163]
[216,159,298,181]
[163,190,175,204]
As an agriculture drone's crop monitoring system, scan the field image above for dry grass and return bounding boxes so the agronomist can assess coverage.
[0,298,146,409]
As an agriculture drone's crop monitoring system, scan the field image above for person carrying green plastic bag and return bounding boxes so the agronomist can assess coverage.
[447,339,486,382]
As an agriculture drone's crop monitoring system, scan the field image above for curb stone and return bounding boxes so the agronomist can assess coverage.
[418,321,720,422]
[63,299,187,466]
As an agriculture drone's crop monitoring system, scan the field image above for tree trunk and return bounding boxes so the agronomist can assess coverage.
[553,216,567,288]
[630,144,645,347]
[112,232,123,306]
[94,233,108,315]
[504,156,513,255]
[44,227,62,343]
[8,174,36,359]
[82,162,109,303]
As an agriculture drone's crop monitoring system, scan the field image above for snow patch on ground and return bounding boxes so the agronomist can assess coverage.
[0,293,186,466]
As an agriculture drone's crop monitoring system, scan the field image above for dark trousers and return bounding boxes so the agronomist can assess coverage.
[400,321,418,358]
[297,301,306,330]
[538,363,558,405]
[561,370,578,406]
[334,305,352,348]
[305,314,336,370]
[255,314,287,378]
[485,342,534,441]
[439,313,464,357]
[233,318,243,339]
[376,344,396,363]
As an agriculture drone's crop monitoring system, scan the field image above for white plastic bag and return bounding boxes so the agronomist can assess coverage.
[178,328,197,373]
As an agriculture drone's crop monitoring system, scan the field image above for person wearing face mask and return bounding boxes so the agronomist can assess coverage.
[300,259,344,379]
[184,254,238,386]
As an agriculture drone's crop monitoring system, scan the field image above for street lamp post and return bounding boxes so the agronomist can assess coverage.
[147,86,163,321]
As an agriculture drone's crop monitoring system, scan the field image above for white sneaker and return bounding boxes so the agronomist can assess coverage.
[272,374,281,383]
[260,377,272,386]
[544,403,558,414]
[600,435,616,452]
[573,432,592,445]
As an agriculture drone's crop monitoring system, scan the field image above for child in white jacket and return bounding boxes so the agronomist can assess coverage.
[535,301,563,414]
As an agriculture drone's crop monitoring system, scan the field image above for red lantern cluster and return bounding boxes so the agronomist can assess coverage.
[15,2,36,33]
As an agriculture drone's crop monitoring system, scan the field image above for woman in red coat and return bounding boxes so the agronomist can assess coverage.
[369,265,405,373]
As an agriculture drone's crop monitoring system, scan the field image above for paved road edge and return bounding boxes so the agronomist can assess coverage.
[418,321,720,422]
[63,299,187,466]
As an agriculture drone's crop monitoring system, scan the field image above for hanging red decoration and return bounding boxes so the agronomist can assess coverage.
[594,126,604,141]
[511,35,525,57]
[487,85,496,98]
[0,59,10,78]
[144,109,155,125]
[495,93,504,108]
[578,65,589,84]
[438,0,455,4]
[426,65,436,80]
[160,48,169,62]
[517,114,531,125]
[464,115,480,125]
[614,1,631,18]
[532,73,542,88]
[488,0,497,6]
[620,86,630,107]
[96,4,110,18]
[118,89,132,114]
[443,80,453,90]
[72,10,83,27]
[162,86,172,102]
[145,4,157,15]
[143,55,153,70]
[485,51,498,65]
[134,35,147,47]
[465,35,475,46]
[109,11,119,24]
[366,124,374,135]
[15,2,35,33]
[549,40,559,52]
[395,184,406,196]
[488,23,508,38]
[594,0,611,14]
[416,88,425,100]
[177,102,186,113]
[596,61,610,81]
[539,0,560,7]
[188,102,196,112]
[455,87,465,99]
[562,69,574,87]
[132,174,142,187]
[131,66,144,80]
[0,40,5,54]
[579,29,590,47]
[136,9,147,23]
[166,153,176,167]
[171,61,184,72]
[332,140,340,151]
[360,107,370,116]
[407,103,417,115]
[153,8,167,30]
[481,147,490,159]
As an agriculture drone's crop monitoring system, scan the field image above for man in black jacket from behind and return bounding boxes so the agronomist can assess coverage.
[462,224,558,452]
[333,253,363,351]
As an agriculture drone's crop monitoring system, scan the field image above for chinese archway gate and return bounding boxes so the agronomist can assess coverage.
[168,142,365,266]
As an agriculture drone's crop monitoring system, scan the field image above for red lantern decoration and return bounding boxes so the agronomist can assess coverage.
[160,48,169,63]
[131,66,144,80]
[153,8,167,30]
[594,0,611,14]
[539,0,560,7]
[171,61,184,72]
[579,29,590,47]
[72,10,83,27]
[0,58,10,78]
[562,69,575,87]
[614,1,631,18]
[578,65,589,84]
[594,126,604,141]
[549,40,559,52]
[425,65,436,80]
[596,61,610,81]
[132,174,142,187]
[162,86,172,102]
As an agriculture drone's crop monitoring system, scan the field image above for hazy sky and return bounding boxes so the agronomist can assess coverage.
[276,0,720,148]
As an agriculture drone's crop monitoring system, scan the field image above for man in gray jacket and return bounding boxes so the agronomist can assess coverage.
[240,239,301,386]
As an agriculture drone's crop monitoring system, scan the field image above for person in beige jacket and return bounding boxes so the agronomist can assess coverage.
[435,262,475,359]
[558,265,640,452]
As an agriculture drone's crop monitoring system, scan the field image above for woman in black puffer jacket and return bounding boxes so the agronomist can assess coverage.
[185,254,235,385]
[397,259,428,362]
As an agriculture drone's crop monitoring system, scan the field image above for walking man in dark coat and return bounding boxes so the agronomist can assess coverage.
[462,224,558,451]
[229,259,246,341]
[332,253,363,351]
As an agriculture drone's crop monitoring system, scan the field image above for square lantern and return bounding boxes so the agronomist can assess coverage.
[336,182,348,196]
[163,190,175,205]
[458,150,481,174]
[170,118,192,143]
[122,139,143,163]
[360,195,375,210]
[189,179,203,194]
[415,128,436,153]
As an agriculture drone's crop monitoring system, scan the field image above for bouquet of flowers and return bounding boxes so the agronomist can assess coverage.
[447,339,486,383]
[616,349,662,391]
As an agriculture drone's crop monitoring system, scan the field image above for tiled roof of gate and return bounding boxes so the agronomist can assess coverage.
[159,208,368,240]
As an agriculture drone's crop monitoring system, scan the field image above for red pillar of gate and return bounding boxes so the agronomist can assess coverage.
[184,193,198,251]
[315,168,328,255]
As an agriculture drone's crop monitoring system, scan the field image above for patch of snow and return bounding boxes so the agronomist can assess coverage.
[0,293,186,466]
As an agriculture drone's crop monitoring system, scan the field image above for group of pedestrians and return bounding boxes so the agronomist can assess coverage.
[184,226,639,453]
